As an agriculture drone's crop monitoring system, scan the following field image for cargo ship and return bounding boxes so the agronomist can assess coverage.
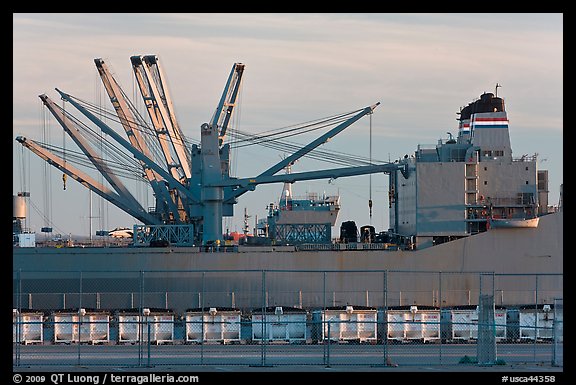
[13,56,563,313]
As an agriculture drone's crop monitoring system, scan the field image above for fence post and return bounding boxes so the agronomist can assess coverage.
[14,269,21,366]
[257,270,267,367]
[533,275,539,362]
[552,298,563,367]
[147,318,151,367]
[77,271,83,366]
[383,270,389,366]
[439,271,443,365]
[477,289,497,366]
[326,320,331,367]
[201,272,205,365]
[323,271,326,311]
[138,270,144,367]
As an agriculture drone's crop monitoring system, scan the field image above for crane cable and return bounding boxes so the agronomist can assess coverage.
[41,100,52,231]
[368,110,373,221]
[62,98,67,190]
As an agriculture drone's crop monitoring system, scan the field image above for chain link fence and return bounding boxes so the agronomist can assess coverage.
[553,298,563,367]
[13,269,562,368]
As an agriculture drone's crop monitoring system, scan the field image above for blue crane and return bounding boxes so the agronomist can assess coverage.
[17,56,406,245]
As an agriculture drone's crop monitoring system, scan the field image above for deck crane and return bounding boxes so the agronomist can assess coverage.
[94,58,181,223]
[16,55,408,245]
[192,63,245,243]
[198,100,405,244]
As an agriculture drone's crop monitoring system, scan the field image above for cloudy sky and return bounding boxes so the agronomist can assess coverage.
[13,13,563,238]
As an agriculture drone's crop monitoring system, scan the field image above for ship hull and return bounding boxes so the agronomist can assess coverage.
[12,212,562,312]
[489,217,539,228]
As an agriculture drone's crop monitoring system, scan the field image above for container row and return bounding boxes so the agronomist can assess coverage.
[13,304,559,345]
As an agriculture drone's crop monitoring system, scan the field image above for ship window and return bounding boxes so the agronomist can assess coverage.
[484,167,487,171]
[484,181,488,185]
[526,181,529,184]
[526,167,529,171]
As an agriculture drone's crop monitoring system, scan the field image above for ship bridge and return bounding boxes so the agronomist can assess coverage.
[389,88,549,250]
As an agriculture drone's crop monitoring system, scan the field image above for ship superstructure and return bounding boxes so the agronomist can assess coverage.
[257,166,341,244]
[389,88,549,249]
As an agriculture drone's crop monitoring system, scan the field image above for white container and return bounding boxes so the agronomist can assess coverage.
[421,311,440,342]
[117,314,140,343]
[18,233,36,248]
[185,307,241,344]
[13,310,43,344]
[519,305,555,340]
[441,306,506,342]
[252,306,307,343]
[443,307,477,341]
[117,309,174,344]
[386,306,440,342]
[386,311,405,341]
[404,311,423,341]
[53,309,110,344]
[315,306,377,343]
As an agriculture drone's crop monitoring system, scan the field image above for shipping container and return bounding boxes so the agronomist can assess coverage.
[185,307,241,344]
[519,304,555,340]
[385,305,440,342]
[13,309,44,344]
[117,308,174,344]
[52,309,109,344]
[312,306,377,343]
[252,306,307,343]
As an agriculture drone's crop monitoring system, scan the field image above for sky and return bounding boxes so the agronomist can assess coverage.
[13,13,563,239]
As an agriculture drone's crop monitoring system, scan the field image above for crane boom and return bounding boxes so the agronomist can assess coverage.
[224,103,379,203]
[39,94,147,215]
[130,56,183,183]
[94,58,184,223]
[15,136,160,225]
[212,63,245,146]
[143,55,190,170]
[131,55,192,180]
[55,88,200,204]
[209,163,402,188]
